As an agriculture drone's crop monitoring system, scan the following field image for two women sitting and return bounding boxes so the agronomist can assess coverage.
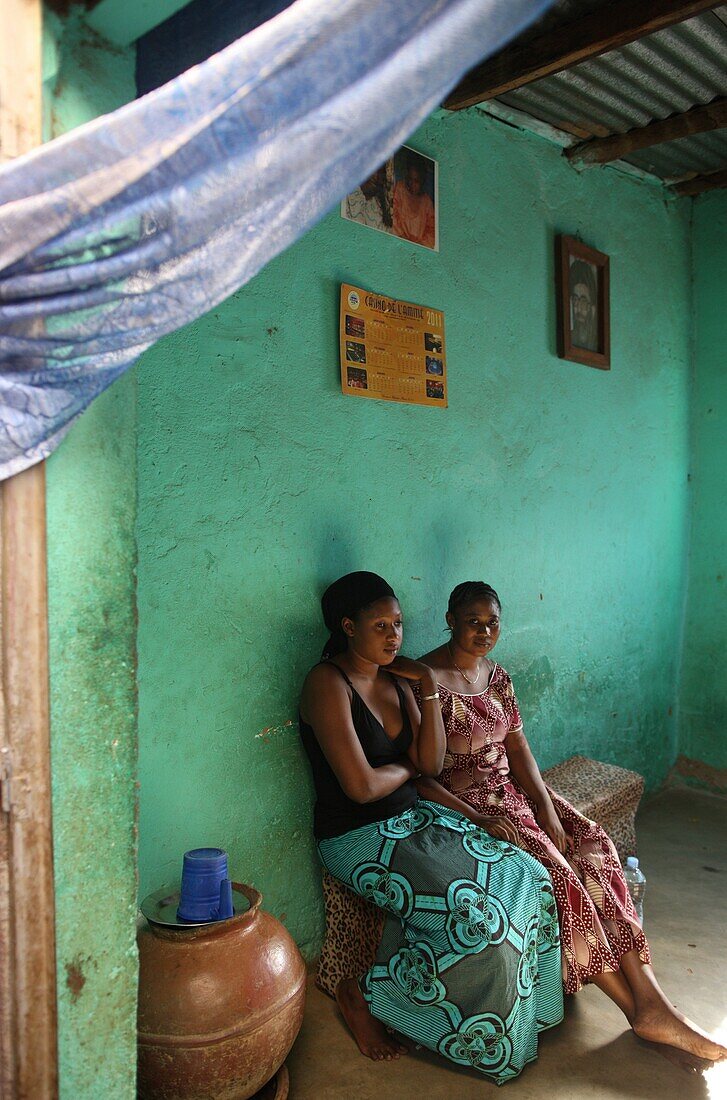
[299,571,726,1084]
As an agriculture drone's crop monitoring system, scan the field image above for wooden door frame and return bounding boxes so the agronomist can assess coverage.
[0,1,59,1096]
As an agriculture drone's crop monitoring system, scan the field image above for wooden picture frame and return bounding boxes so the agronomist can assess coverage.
[341,145,439,252]
[555,235,610,370]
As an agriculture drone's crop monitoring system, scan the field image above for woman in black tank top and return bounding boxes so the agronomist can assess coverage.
[299,572,563,1083]
[300,571,445,842]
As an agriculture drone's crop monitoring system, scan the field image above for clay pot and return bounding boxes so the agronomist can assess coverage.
[137,884,306,1100]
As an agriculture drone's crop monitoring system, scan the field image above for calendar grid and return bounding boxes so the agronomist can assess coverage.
[340,283,447,408]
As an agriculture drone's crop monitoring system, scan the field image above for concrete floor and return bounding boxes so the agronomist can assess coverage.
[287,787,727,1099]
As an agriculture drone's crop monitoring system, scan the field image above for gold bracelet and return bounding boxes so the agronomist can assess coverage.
[421,691,440,702]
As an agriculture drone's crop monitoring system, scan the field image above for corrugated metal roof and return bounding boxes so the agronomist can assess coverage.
[494,4,727,183]
[627,128,727,178]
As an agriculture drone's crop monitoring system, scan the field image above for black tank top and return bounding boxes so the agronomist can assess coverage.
[299,663,417,839]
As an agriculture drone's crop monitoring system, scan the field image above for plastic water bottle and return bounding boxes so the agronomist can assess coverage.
[624,856,646,924]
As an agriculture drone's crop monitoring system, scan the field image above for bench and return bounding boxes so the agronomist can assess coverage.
[315,755,644,998]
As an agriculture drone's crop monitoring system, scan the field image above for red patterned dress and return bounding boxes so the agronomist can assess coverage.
[431,665,650,993]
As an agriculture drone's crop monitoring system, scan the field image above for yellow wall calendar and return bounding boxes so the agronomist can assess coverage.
[340,283,447,407]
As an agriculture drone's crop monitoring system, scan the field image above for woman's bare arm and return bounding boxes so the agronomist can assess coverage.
[415,776,520,845]
[302,664,416,804]
[504,729,550,805]
[389,657,445,776]
[415,775,477,820]
[505,728,567,852]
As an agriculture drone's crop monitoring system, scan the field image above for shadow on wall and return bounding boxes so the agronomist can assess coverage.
[303,508,471,645]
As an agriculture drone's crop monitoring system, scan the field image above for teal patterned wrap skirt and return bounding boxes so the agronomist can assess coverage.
[318,799,563,1085]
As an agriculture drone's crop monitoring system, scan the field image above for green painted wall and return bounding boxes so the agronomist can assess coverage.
[679,191,727,769]
[38,6,721,1085]
[136,108,692,957]
[43,8,138,1098]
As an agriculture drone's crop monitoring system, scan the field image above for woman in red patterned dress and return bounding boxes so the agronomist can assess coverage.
[416,581,726,1068]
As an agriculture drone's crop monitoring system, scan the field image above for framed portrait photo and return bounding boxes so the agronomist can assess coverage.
[341,145,439,252]
[555,235,610,370]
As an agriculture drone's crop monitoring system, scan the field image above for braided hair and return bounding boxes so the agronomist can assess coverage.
[447,581,501,616]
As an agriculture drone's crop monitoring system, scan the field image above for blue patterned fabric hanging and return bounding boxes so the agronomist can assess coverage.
[0,0,550,479]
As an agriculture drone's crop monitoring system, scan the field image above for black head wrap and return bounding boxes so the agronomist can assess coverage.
[448,581,501,616]
[320,571,397,660]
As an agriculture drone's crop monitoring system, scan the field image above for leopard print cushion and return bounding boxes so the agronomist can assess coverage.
[316,870,384,999]
[315,755,643,996]
[542,755,643,864]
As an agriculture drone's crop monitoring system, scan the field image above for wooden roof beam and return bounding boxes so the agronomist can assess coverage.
[445,0,718,111]
[566,96,727,166]
[672,168,727,196]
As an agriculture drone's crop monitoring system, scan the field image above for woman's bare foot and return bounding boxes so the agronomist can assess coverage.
[633,999,727,1063]
[335,978,408,1061]
[636,1036,714,1075]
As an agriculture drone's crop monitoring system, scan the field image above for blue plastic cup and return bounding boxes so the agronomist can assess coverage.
[177,847,229,922]
[216,878,234,920]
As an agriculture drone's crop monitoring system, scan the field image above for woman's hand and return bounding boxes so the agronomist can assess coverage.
[474,814,521,846]
[536,800,568,854]
[387,655,437,691]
